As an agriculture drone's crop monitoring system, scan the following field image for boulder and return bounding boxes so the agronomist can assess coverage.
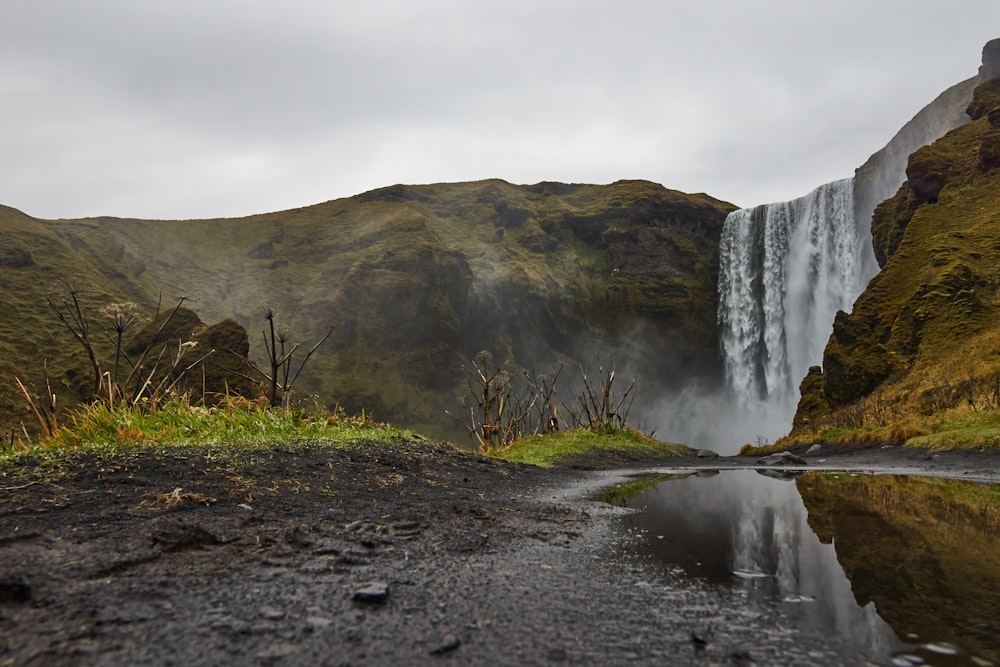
[696,449,720,459]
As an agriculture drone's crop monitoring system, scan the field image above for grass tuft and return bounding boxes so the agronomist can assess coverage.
[0,395,413,473]
[491,427,689,467]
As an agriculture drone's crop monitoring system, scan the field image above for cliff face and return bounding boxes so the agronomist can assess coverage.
[853,76,980,280]
[0,180,734,437]
[853,38,1000,283]
[788,76,1000,446]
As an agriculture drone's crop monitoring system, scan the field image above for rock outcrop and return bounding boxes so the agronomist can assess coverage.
[790,74,1000,432]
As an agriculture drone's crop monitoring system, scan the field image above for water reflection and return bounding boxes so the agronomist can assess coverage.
[615,470,1000,666]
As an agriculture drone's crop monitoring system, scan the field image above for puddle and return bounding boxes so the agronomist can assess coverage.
[609,470,1000,666]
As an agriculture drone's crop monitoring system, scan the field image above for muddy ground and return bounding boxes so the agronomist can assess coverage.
[1,440,998,666]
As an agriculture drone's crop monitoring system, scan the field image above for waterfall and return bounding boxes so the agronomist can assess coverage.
[655,50,983,450]
[717,178,859,428]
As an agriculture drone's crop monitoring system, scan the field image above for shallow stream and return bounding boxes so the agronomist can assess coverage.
[607,470,1000,666]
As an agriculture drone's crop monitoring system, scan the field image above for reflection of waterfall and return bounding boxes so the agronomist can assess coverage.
[718,178,858,422]
[725,474,902,657]
[627,471,907,658]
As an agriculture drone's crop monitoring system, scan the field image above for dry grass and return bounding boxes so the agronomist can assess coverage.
[135,487,217,510]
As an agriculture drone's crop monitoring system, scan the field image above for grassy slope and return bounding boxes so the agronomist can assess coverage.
[0,180,734,440]
[494,428,689,467]
[0,205,157,422]
[781,80,1000,451]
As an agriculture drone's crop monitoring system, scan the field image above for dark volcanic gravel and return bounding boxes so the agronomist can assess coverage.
[1,439,997,666]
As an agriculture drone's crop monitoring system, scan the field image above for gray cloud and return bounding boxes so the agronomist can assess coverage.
[2,0,998,219]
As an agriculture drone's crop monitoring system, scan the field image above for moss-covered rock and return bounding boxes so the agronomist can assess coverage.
[905,144,953,204]
[978,127,1000,171]
[792,366,830,429]
[870,185,920,268]
[965,77,1000,120]
[195,318,257,401]
[822,311,893,407]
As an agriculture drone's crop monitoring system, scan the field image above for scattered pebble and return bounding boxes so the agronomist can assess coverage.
[259,607,286,621]
[353,581,389,603]
[923,642,959,656]
[305,616,333,631]
[428,633,461,654]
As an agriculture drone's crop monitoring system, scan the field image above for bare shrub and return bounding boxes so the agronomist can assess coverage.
[524,364,563,434]
[238,304,334,409]
[450,351,536,452]
[449,353,574,451]
[563,363,636,433]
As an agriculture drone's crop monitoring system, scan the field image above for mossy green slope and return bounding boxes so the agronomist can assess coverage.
[1,180,735,438]
[786,79,1000,449]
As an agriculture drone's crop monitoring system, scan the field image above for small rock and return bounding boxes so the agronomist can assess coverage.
[922,642,959,656]
[805,444,822,455]
[696,449,719,459]
[429,633,461,655]
[305,615,333,631]
[353,581,389,603]
[259,607,286,621]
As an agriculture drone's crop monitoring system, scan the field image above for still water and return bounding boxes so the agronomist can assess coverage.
[608,470,1000,666]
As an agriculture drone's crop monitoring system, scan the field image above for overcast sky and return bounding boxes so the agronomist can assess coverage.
[2,1,998,220]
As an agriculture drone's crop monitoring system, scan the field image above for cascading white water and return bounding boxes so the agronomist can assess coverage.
[655,54,981,450]
[717,178,859,429]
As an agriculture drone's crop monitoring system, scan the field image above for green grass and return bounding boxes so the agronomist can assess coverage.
[907,411,1000,450]
[0,397,413,474]
[491,428,689,467]
[763,408,1000,453]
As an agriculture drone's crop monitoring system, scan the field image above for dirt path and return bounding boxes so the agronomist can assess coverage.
[1,440,997,666]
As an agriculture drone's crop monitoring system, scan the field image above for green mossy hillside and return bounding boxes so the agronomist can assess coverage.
[785,78,1000,450]
[0,181,735,440]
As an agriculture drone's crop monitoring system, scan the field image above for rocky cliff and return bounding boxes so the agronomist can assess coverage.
[787,74,1000,447]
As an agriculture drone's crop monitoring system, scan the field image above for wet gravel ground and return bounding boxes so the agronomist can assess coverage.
[1,440,996,666]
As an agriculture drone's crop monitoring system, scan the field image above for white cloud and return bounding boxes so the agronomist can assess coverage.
[1,0,998,218]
